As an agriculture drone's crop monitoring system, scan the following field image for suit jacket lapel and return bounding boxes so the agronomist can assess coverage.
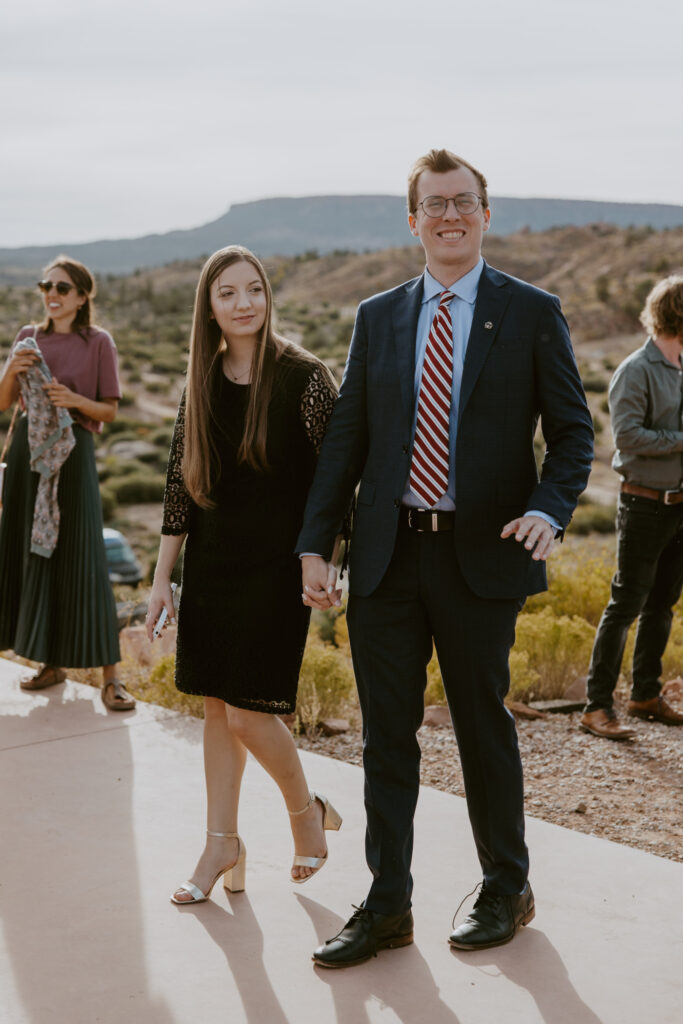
[458,264,511,426]
[391,275,424,423]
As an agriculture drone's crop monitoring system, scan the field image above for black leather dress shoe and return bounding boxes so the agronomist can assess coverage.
[312,905,414,968]
[449,882,535,950]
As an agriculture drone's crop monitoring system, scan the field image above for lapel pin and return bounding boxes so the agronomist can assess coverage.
[484,321,493,330]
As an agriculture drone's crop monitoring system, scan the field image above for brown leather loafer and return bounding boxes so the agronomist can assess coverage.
[627,696,683,725]
[101,679,136,711]
[20,666,67,691]
[579,708,635,740]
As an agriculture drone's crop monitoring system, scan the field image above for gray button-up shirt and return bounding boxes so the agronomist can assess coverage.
[610,337,683,489]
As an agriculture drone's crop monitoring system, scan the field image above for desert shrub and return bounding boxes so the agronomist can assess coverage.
[105,416,149,436]
[106,472,166,504]
[151,355,184,373]
[124,654,204,717]
[619,617,683,684]
[569,502,616,536]
[99,457,149,481]
[295,635,356,732]
[526,551,613,626]
[510,608,596,701]
[582,372,609,393]
[149,425,175,448]
[146,379,172,394]
[118,392,135,407]
[508,649,541,701]
[422,651,445,705]
[99,486,117,522]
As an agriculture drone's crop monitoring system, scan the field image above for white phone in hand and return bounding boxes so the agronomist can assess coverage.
[153,582,177,639]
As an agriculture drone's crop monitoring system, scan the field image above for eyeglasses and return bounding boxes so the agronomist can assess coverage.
[417,193,482,218]
[37,280,76,296]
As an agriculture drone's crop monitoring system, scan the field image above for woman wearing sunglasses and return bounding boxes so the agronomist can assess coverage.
[145,245,343,902]
[0,255,135,711]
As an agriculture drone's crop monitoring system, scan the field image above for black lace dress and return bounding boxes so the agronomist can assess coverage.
[161,357,338,714]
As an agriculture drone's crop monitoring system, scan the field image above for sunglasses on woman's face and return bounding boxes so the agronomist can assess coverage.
[37,280,76,296]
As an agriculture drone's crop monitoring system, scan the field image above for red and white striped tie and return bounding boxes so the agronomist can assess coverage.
[409,289,454,507]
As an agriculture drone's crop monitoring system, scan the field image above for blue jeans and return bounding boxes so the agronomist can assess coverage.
[585,493,683,711]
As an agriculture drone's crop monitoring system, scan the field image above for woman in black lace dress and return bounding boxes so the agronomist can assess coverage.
[147,246,343,904]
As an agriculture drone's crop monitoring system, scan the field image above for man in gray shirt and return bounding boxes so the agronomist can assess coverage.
[581,275,683,739]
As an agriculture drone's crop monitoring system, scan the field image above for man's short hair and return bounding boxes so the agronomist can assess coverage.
[407,149,489,214]
[640,275,683,339]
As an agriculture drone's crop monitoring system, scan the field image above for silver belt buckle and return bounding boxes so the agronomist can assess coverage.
[664,489,681,505]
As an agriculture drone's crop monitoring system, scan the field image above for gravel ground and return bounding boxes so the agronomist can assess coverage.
[296,704,683,863]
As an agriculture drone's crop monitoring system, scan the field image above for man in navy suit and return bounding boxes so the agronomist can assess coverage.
[297,149,593,967]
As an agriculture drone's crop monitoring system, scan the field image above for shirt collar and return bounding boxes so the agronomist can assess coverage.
[645,336,682,368]
[422,258,484,305]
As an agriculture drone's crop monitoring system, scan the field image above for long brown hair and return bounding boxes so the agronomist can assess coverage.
[183,245,319,508]
[39,254,96,334]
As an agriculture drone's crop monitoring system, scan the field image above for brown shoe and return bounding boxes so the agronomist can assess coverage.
[579,708,635,740]
[627,696,683,725]
[20,666,67,691]
[101,679,136,711]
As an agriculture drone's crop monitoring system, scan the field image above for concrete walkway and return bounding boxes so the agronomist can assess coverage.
[0,657,681,1024]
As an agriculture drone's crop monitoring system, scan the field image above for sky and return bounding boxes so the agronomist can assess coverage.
[2,0,682,247]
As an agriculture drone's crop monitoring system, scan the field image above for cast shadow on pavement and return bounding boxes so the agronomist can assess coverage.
[449,929,603,1024]
[296,894,462,1024]
[0,685,176,1024]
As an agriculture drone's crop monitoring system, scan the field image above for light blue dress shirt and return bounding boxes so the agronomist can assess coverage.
[402,260,560,533]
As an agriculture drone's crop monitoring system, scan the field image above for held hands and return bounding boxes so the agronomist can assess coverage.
[501,515,556,561]
[146,579,177,642]
[43,377,81,410]
[301,555,342,610]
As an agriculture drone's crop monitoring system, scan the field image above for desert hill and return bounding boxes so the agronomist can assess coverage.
[2,195,683,281]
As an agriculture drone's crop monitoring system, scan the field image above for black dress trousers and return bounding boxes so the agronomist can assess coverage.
[347,521,528,916]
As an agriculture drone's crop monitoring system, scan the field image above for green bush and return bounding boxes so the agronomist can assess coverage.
[107,472,166,504]
[124,653,204,717]
[510,608,596,701]
[569,502,616,536]
[106,417,149,436]
[295,635,356,732]
[99,457,149,481]
[99,486,117,522]
[526,550,614,626]
[148,425,175,448]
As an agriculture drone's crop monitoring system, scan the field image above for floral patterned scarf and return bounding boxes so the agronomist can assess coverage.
[14,335,75,557]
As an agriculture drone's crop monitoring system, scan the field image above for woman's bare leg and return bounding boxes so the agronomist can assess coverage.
[173,697,246,901]
[227,706,327,880]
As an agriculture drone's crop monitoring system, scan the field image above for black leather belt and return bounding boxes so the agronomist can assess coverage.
[400,506,455,532]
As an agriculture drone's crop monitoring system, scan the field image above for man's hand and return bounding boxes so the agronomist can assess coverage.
[501,515,556,561]
[301,555,342,609]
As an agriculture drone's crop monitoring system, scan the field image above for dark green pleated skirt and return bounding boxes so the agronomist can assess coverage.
[0,415,120,667]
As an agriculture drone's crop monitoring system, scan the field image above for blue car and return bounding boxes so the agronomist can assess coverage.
[103,527,143,586]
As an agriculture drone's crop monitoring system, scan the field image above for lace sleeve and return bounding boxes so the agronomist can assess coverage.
[161,391,192,535]
[299,365,337,455]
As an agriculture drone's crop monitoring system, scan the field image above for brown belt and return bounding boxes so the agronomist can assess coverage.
[621,482,683,505]
[400,506,455,532]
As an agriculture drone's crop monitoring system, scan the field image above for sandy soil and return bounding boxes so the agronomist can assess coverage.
[296,703,683,864]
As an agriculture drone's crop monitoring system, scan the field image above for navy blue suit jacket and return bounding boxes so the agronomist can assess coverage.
[296,262,594,599]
